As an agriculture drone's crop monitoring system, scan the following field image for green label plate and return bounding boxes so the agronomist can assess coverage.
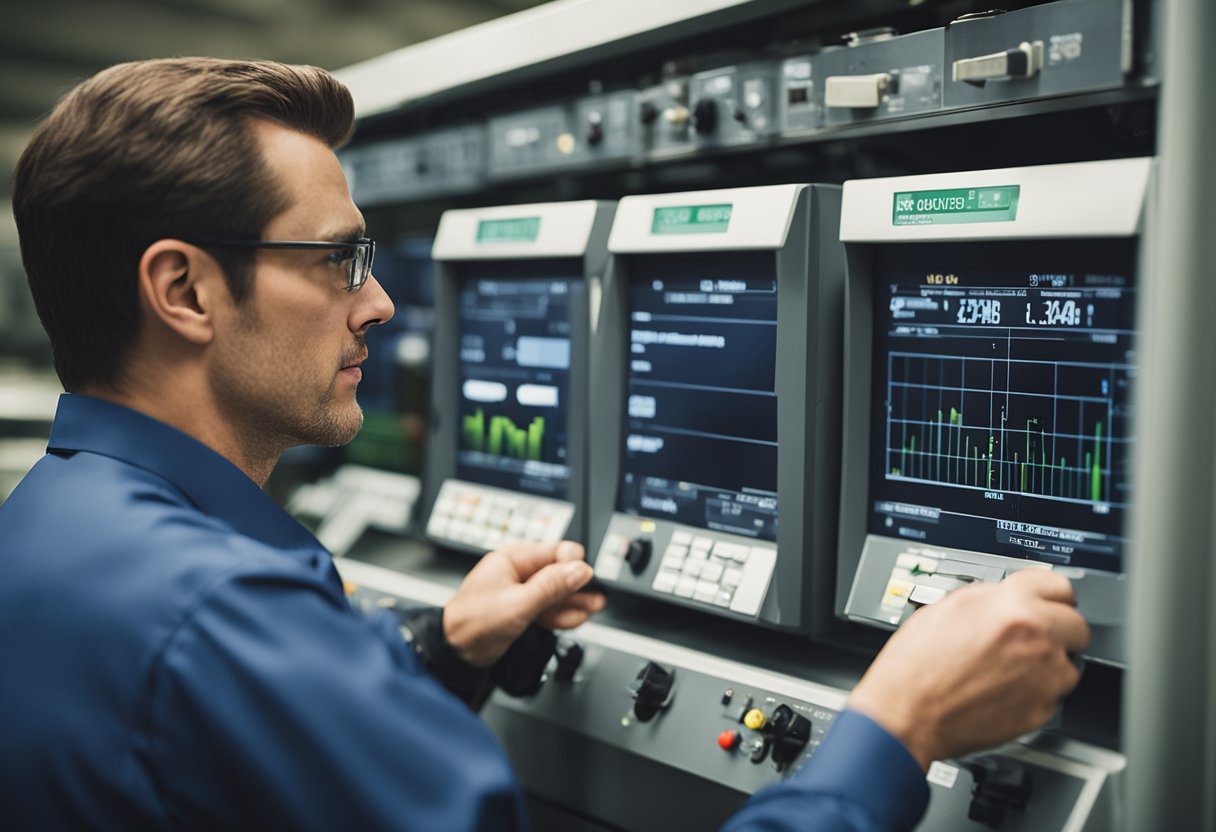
[476,217,541,243]
[651,203,733,234]
[892,186,1020,226]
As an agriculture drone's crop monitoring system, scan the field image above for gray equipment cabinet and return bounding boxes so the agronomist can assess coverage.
[587,184,844,635]
[836,158,1154,667]
[422,201,616,555]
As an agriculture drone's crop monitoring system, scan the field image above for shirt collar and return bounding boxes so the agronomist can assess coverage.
[47,393,322,555]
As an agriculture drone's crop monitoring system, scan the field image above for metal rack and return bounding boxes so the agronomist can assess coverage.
[333,0,1216,826]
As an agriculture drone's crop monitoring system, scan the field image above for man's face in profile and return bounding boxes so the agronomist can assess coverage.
[207,120,394,450]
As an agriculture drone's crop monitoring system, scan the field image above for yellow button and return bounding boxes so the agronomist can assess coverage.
[743,708,767,731]
[343,581,358,597]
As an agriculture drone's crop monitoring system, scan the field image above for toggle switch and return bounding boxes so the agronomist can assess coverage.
[824,73,894,108]
[953,41,1044,85]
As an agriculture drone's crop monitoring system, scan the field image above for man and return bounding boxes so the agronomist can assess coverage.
[0,59,1088,830]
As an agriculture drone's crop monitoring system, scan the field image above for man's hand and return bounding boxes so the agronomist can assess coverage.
[847,568,1091,771]
[442,541,605,668]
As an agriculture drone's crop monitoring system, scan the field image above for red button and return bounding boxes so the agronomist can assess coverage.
[717,730,740,751]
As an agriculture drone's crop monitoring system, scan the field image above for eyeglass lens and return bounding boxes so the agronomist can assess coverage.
[351,241,374,291]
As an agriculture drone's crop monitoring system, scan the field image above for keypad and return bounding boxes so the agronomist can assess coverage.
[650,534,777,616]
[426,480,574,551]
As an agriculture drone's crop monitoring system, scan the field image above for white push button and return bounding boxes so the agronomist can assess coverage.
[908,584,949,606]
[953,41,1044,83]
[824,73,891,108]
[729,547,777,616]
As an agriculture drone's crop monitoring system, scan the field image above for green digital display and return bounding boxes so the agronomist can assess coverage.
[476,216,541,243]
[651,203,733,234]
[892,186,1020,226]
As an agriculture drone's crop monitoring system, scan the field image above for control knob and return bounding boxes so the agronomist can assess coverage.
[692,97,718,135]
[769,704,812,769]
[628,661,675,722]
[586,111,604,146]
[625,537,652,575]
[639,100,659,125]
[553,638,584,682]
[964,756,1032,829]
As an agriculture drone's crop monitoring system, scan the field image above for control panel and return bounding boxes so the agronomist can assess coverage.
[588,185,844,633]
[688,62,778,149]
[342,125,485,205]
[778,55,818,134]
[637,77,694,158]
[337,558,1127,832]
[337,0,1153,199]
[423,200,616,554]
[837,158,1153,666]
[817,28,945,127]
[595,523,777,618]
[488,105,577,179]
[944,0,1133,108]
[571,90,636,166]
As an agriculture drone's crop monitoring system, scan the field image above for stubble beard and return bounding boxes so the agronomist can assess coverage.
[213,321,366,455]
[298,377,364,447]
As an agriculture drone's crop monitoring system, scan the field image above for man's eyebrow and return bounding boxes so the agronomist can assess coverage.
[316,224,366,242]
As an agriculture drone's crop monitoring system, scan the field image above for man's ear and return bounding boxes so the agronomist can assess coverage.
[137,240,220,345]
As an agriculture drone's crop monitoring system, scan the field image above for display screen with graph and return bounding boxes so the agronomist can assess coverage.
[867,239,1137,572]
[617,252,780,541]
[456,274,575,497]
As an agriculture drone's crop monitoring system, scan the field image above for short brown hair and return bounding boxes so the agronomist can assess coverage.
[12,58,355,392]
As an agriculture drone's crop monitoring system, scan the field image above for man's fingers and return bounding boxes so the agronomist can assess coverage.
[498,540,586,581]
[512,560,594,621]
[551,591,606,613]
[539,607,593,631]
[1004,568,1077,605]
[553,541,585,563]
[1038,600,1092,656]
[536,593,606,628]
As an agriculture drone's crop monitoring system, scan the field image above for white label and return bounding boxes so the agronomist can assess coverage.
[1049,32,1084,64]
[927,761,960,789]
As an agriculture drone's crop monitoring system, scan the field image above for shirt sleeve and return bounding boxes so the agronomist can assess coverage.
[720,710,931,832]
[145,567,526,831]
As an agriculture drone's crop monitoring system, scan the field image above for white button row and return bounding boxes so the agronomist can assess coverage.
[649,530,777,617]
[427,480,573,552]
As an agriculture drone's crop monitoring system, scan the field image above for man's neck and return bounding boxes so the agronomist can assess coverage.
[79,384,281,487]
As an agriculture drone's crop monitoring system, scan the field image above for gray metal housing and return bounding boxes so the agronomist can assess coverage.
[587,185,844,634]
[816,28,945,127]
[944,0,1132,109]
[421,201,617,553]
[834,159,1155,666]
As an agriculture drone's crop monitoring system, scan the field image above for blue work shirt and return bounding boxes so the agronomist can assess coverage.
[0,393,928,831]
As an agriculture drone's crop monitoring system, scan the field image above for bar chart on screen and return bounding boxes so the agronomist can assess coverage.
[883,350,1128,508]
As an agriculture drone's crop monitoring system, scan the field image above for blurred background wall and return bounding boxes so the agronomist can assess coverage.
[0,0,545,501]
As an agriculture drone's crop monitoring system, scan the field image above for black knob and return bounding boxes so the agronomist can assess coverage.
[732,107,747,124]
[553,639,584,682]
[628,661,674,722]
[625,537,652,575]
[639,101,659,125]
[586,112,604,145]
[692,98,718,135]
[965,756,1032,829]
[769,705,812,769]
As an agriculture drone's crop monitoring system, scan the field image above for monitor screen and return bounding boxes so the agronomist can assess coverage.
[456,271,576,498]
[348,237,435,474]
[617,253,779,541]
[867,239,1137,572]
